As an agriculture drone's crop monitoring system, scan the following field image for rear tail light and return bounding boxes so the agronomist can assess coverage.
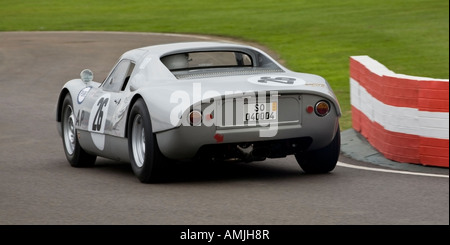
[315,101,330,117]
[189,110,202,126]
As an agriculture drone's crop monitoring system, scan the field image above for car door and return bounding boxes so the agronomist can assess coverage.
[83,59,135,144]
[74,58,136,155]
[98,59,136,138]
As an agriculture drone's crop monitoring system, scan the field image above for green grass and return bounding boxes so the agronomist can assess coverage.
[1,0,448,130]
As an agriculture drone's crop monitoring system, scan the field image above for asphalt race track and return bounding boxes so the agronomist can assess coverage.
[0,32,448,225]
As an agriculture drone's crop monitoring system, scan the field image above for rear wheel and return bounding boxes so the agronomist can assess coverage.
[295,125,340,174]
[61,94,96,167]
[128,99,165,183]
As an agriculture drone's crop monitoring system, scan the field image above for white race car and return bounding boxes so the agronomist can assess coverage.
[56,41,341,183]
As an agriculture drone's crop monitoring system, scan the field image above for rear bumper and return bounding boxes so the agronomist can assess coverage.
[156,117,339,160]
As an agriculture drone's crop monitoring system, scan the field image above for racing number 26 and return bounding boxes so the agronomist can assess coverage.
[92,97,109,131]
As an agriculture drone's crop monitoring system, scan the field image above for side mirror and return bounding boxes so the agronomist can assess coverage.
[80,69,94,84]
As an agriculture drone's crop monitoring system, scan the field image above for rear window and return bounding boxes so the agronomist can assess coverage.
[161,51,253,71]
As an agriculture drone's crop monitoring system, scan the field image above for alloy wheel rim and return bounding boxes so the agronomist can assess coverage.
[63,105,76,155]
[132,114,146,168]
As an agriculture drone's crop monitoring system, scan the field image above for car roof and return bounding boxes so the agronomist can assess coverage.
[138,41,253,55]
[119,41,283,81]
[120,41,259,61]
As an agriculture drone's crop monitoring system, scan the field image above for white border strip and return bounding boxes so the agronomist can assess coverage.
[351,78,449,139]
[337,162,449,178]
[351,55,449,82]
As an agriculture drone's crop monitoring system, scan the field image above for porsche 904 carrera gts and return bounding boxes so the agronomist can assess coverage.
[56,41,341,183]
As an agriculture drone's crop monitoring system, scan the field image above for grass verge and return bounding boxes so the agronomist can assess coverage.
[1,0,448,130]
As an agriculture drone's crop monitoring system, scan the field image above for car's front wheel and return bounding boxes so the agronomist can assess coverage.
[61,94,96,167]
[295,125,340,174]
[128,99,165,183]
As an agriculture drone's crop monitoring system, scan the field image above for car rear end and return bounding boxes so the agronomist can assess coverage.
[155,89,340,161]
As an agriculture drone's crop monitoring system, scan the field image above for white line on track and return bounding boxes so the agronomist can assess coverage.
[337,161,449,178]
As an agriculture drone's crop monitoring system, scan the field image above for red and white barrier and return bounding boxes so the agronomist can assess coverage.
[350,55,449,168]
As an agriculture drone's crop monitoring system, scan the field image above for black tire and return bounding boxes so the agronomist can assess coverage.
[295,125,340,174]
[128,99,165,183]
[61,94,96,167]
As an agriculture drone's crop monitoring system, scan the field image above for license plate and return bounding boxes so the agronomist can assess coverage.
[244,102,277,122]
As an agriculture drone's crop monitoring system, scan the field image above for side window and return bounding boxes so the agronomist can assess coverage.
[122,62,135,91]
[103,60,135,92]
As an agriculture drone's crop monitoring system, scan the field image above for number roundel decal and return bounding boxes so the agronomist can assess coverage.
[248,76,305,86]
[88,94,110,134]
[77,86,92,104]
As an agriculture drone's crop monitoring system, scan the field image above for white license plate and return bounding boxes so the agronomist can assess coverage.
[244,102,277,122]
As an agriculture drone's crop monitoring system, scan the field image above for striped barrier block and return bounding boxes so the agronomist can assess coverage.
[350,55,449,168]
